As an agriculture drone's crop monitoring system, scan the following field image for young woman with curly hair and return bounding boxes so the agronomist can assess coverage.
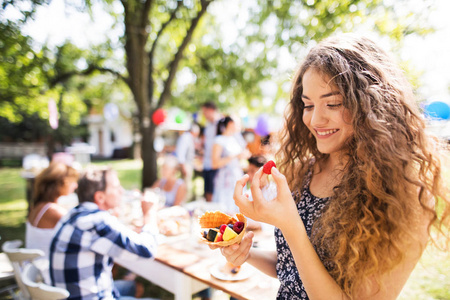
[212,34,449,299]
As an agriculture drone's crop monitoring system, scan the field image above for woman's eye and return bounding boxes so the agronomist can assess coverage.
[304,105,314,110]
[327,103,342,109]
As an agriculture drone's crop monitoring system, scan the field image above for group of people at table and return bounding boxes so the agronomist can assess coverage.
[22,34,449,300]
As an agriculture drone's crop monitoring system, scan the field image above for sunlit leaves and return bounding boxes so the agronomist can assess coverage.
[0,21,49,115]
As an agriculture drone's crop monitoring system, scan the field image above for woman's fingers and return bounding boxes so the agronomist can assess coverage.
[233,174,249,200]
[233,175,254,215]
[271,167,290,195]
[221,231,254,265]
[250,167,265,202]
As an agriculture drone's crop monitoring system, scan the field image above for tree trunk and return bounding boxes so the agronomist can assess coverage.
[122,0,212,190]
[141,123,157,188]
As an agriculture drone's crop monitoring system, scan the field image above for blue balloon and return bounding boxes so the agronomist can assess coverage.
[425,101,450,120]
[255,114,270,136]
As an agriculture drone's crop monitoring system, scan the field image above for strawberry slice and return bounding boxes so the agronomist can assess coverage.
[220,224,228,234]
[263,160,276,175]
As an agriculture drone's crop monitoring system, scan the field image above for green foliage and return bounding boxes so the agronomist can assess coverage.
[169,0,436,115]
[0,14,127,145]
[0,113,50,142]
[0,21,50,122]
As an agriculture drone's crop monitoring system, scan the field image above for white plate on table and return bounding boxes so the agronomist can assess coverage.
[210,263,255,281]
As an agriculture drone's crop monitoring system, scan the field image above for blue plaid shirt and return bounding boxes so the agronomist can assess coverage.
[49,202,158,300]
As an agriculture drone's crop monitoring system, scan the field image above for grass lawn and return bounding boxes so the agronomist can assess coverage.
[0,157,449,299]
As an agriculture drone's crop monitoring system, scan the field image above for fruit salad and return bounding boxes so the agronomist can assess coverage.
[198,211,247,246]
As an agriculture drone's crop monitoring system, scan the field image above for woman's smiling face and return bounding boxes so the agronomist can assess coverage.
[301,68,354,155]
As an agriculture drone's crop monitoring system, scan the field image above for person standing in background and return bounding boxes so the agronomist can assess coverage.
[211,116,250,213]
[175,123,200,200]
[201,101,221,202]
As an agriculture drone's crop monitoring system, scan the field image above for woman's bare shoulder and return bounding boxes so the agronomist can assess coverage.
[39,203,67,228]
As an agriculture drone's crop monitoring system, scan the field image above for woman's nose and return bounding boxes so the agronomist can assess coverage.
[310,106,328,126]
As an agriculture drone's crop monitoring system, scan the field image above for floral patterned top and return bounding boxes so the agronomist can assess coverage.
[275,163,330,300]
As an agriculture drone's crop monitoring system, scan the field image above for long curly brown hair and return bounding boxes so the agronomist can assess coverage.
[275,34,449,298]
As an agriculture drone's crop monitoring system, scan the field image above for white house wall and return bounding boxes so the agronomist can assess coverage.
[113,118,133,149]
[87,114,133,158]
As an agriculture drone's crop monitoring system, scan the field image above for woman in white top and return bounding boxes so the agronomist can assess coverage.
[211,116,250,213]
[26,162,78,282]
[152,155,187,207]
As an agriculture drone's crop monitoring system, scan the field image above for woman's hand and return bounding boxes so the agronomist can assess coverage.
[209,231,255,266]
[234,167,298,230]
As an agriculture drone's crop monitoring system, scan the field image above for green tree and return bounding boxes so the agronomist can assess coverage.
[2,0,435,189]
[171,0,434,117]
[0,22,90,151]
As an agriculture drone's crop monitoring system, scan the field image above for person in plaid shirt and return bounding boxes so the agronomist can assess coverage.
[49,166,159,300]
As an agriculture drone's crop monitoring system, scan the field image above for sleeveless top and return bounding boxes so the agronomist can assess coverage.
[159,178,184,206]
[25,202,59,284]
[275,162,330,300]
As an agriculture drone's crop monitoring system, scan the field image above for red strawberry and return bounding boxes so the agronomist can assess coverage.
[263,160,276,175]
[220,224,228,234]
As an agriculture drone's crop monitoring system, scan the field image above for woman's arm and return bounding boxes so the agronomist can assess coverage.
[280,215,349,299]
[235,168,429,300]
[173,181,187,206]
[151,179,161,189]
[234,170,347,299]
[211,143,235,169]
[247,247,278,278]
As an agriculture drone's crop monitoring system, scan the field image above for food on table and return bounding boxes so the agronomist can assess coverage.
[262,160,276,175]
[198,211,247,246]
[157,206,190,236]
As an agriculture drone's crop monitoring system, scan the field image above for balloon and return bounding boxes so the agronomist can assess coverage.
[424,101,450,120]
[175,111,186,124]
[48,99,58,129]
[254,114,270,136]
[103,103,119,121]
[152,108,167,125]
